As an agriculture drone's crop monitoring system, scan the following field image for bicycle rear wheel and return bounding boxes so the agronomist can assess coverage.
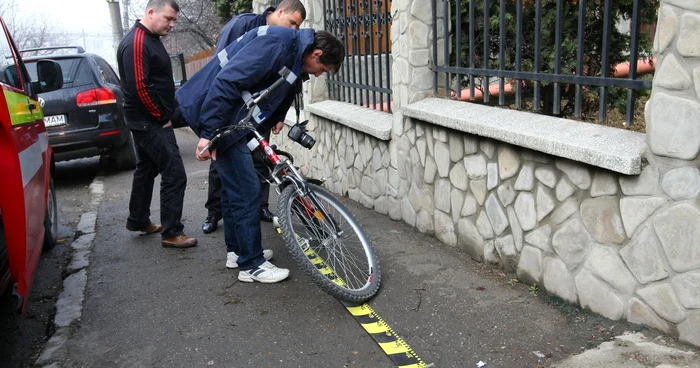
[277,184,381,303]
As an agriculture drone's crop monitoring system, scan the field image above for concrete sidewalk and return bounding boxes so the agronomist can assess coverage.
[39,128,699,368]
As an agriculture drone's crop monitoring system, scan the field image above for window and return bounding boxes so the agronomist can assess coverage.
[95,57,120,86]
[0,29,23,90]
[25,57,94,88]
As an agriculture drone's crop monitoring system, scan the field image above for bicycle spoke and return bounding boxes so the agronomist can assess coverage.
[292,195,371,290]
[278,184,381,302]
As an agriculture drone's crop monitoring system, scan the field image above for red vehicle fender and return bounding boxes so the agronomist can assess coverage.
[0,84,52,311]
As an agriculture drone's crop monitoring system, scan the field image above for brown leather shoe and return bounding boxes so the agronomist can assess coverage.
[161,234,198,248]
[126,222,163,234]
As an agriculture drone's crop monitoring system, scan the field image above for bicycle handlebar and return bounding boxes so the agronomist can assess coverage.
[199,69,291,155]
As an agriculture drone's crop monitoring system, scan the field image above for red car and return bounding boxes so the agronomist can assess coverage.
[0,16,64,312]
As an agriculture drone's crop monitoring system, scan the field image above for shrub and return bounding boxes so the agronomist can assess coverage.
[212,0,253,24]
[450,0,658,122]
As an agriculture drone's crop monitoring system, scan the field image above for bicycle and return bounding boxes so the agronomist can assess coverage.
[200,73,381,304]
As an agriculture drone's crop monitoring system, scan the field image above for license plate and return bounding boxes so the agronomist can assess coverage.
[44,115,67,127]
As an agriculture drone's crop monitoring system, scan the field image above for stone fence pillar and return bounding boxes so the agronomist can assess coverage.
[639,0,700,346]
[299,0,329,105]
[252,0,270,13]
[385,0,445,218]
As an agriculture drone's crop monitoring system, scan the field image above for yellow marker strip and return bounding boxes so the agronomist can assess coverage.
[344,301,426,367]
[333,279,347,286]
[346,305,373,316]
[379,341,411,355]
[278,227,427,368]
[362,321,390,334]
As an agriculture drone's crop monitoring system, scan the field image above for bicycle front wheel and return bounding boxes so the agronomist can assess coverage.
[277,184,381,303]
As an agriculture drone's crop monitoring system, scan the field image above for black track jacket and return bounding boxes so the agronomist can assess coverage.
[117,21,175,129]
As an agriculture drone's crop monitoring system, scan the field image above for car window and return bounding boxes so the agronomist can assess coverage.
[71,60,93,87]
[26,57,93,88]
[95,57,120,85]
[0,28,23,90]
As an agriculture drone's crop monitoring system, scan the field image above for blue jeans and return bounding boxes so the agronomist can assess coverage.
[205,128,272,218]
[212,139,266,271]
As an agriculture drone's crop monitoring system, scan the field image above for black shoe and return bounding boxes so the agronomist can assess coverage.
[260,207,275,223]
[202,215,221,234]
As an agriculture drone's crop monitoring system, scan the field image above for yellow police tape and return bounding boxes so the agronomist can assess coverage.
[275,225,427,368]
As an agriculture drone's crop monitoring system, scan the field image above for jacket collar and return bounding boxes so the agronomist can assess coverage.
[135,20,159,38]
[259,7,275,25]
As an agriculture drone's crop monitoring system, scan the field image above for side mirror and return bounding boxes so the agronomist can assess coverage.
[33,59,63,93]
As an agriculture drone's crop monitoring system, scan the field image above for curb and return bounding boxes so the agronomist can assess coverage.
[35,178,104,367]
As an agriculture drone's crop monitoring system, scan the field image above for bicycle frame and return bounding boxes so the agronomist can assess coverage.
[250,129,344,237]
[199,72,343,236]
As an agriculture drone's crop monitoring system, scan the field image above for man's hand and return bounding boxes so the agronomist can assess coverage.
[196,138,216,161]
[271,121,284,135]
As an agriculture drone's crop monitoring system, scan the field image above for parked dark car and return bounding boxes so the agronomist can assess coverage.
[21,46,136,170]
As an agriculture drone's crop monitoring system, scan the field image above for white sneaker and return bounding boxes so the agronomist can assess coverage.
[238,261,290,283]
[226,249,273,269]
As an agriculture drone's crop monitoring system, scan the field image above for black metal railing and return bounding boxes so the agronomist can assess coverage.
[324,0,393,113]
[432,0,657,126]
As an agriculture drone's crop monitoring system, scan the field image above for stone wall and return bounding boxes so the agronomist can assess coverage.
[275,111,700,347]
[264,0,700,348]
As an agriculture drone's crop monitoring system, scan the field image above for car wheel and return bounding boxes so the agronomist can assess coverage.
[43,176,58,250]
[111,132,137,171]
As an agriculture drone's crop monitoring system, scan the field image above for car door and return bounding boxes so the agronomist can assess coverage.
[0,16,51,307]
[170,53,187,88]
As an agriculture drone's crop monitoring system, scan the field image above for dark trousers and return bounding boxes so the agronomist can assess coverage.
[205,131,271,219]
[212,140,265,270]
[205,163,223,218]
[127,125,186,239]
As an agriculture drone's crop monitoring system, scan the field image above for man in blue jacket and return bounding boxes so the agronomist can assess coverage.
[202,0,306,235]
[176,27,344,283]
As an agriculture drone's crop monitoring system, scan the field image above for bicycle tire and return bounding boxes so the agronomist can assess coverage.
[277,184,381,303]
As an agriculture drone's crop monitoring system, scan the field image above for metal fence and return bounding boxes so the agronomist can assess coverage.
[432,0,656,126]
[323,0,393,113]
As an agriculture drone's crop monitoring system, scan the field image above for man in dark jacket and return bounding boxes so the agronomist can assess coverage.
[117,0,197,248]
[202,0,306,235]
[176,27,344,283]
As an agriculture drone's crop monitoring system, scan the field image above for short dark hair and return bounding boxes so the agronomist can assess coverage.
[147,0,180,12]
[278,0,306,21]
[313,30,345,71]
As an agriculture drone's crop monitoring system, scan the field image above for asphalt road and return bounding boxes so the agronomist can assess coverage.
[5,127,694,368]
[50,128,656,368]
